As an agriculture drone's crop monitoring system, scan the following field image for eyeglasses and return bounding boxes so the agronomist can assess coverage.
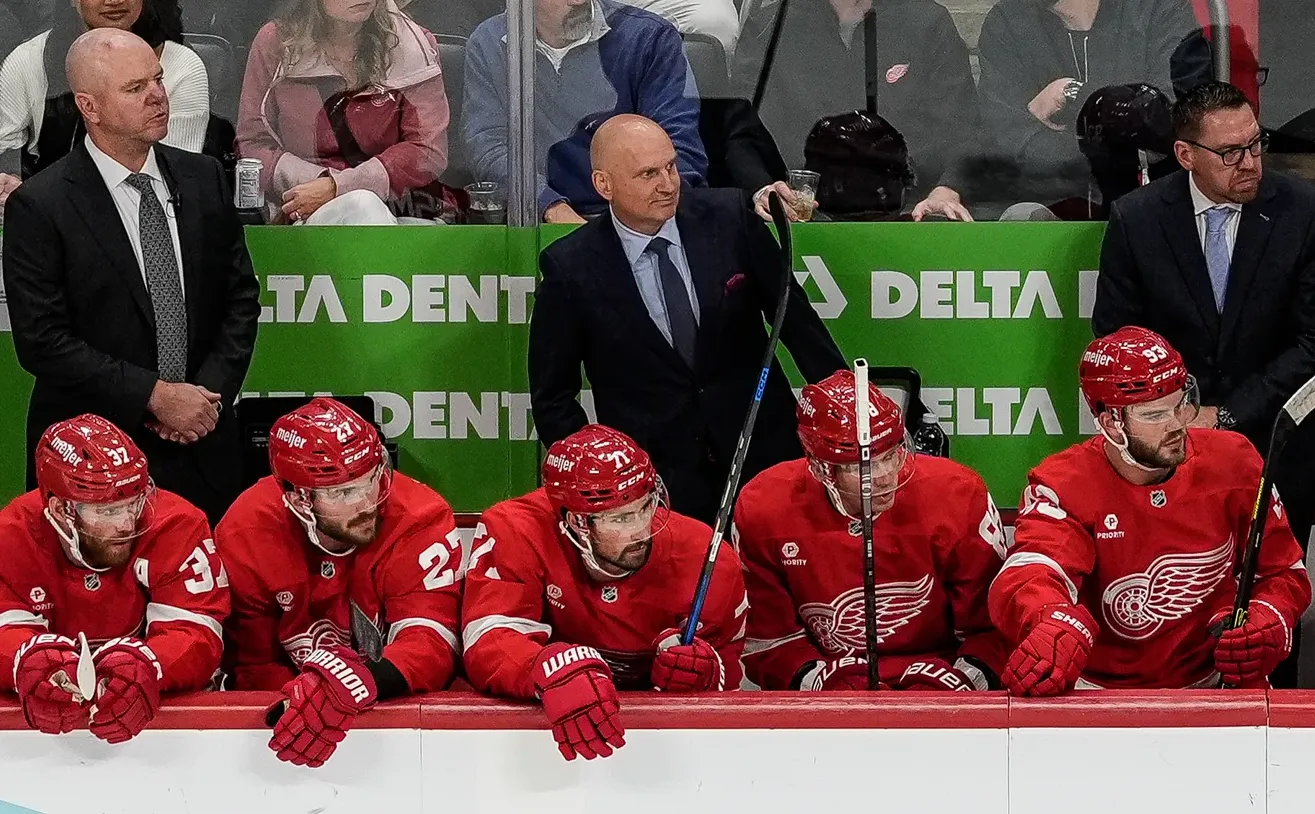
[75,492,148,524]
[313,465,384,506]
[1185,132,1269,167]
[1125,390,1201,426]
[589,493,659,532]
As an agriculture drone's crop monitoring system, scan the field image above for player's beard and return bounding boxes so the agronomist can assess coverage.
[80,529,138,569]
[1126,427,1188,470]
[317,509,383,551]
[594,536,653,573]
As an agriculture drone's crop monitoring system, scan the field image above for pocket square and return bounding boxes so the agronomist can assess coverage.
[725,273,747,293]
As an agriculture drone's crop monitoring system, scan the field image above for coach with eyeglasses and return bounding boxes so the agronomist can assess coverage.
[1093,81,1315,683]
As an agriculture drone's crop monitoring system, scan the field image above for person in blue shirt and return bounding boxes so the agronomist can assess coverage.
[462,0,707,223]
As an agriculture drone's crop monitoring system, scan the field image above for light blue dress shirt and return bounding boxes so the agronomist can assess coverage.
[610,210,700,346]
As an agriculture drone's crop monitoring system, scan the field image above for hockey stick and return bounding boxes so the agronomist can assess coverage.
[350,601,385,663]
[854,359,880,689]
[1226,374,1315,633]
[682,192,794,646]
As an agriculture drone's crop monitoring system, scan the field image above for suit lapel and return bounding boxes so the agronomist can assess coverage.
[63,144,154,327]
[159,149,205,351]
[1159,174,1220,342]
[592,220,689,373]
[1218,180,1278,351]
[676,197,724,371]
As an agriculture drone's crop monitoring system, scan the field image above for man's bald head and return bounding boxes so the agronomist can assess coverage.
[590,115,681,234]
[67,28,154,96]
[67,28,170,162]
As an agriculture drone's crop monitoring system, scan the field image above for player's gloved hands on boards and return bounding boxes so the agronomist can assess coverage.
[1002,604,1096,697]
[797,656,888,691]
[89,637,162,744]
[13,634,89,734]
[268,646,378,767]
[534,643,625,761]
[891,657,981,691]
[651,627,724,692]
[1212,602,1290,688]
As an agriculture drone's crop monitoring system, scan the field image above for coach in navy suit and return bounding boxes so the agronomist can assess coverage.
[529,115,846,522]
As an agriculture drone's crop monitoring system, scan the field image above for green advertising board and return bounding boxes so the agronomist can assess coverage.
[0,222,1104,513]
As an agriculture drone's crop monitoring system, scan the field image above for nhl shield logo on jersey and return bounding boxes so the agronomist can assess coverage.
[1100,536,1233,640]
[320,561,336,579]
[601,585,619,603]
[1150,490,1167,508]
[84,573,101,592]
[799,575,933,653]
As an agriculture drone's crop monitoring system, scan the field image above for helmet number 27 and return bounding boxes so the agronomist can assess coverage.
[419,529,464,590]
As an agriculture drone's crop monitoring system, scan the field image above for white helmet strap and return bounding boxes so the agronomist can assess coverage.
[561,516,634,581]
[1102,415,1164,474]
[282,490,356,558]
[44,504,111,573]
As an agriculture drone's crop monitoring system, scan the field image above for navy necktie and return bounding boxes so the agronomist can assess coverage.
[648,236,697,365]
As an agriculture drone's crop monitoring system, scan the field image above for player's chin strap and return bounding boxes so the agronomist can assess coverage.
[1101,419,1165,474]
[811,460,884,525]
[43,505,111,573]
[560,519,636,581]
[283,491,357,558]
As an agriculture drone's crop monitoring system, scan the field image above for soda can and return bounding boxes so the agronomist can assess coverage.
[235,158,264,210]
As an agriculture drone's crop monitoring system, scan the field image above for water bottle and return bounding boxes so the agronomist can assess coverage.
[912,412,949,458]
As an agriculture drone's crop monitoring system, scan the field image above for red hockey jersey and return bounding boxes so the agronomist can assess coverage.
[736,456,1010,689]
[0,489,228,693]
[989,430,1312,689]
[462,488,748,698]
[216,474,462,693]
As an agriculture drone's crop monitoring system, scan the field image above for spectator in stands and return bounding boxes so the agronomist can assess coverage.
[618,0,738,57]
[976,0,1211,212]
[732,0,980,222]
[0,0,209,210]
[463,0,707,223]
[236,0,454,225]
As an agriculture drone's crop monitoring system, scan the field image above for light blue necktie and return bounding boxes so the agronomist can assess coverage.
[1204,206,1232,313]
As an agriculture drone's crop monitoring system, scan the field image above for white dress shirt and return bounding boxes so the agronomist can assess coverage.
[1189,172,1242,262]
[85,135,186,298]
[611,209,699,346]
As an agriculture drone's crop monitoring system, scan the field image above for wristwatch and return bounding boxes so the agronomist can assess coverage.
[1215,406,1238,430]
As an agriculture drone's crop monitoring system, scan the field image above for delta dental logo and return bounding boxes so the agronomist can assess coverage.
[790,258,1101,321]
[258,273,536,325]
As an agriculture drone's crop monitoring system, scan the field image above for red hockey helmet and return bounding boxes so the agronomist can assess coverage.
[797,370,905,464]
[1080,327,1189,415]
[543,425,658,514]
[268,397,384,490]
[35,414,150,505]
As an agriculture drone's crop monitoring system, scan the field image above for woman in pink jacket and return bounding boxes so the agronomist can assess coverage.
[236,0,454,225]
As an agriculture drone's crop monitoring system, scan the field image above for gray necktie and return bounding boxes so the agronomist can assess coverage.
[648,236,697,365]
[1204,206,1232,314]
[126,173,187,381]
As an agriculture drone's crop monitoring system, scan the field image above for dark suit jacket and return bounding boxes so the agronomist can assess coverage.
[529,187,846,522]
[2,142,261,524]
[1094,169,1315,542]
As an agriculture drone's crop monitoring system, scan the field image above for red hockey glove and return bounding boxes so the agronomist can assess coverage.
[651,628,724,692]
[1213,602,1291,688]
[268,646,378,768]
[13,634,89,735]
[892,658,981,692]
[89,637,162,744]
[533,643,625,761]
[1002,605,1096,697]
[798,657,887,691]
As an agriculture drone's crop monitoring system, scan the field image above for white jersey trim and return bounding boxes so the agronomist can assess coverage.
[387,617,459,653]
[994,552,1080,604]
[743,629,808,656]
[145,602,223,641]
[462,614,552,651]
[0,610,47,630]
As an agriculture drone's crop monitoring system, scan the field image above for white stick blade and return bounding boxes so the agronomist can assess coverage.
[76,632,96,703]
[854,359,871,444]
[1281,374,1315,426]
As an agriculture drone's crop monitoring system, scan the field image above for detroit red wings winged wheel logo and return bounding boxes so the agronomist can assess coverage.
[799,574,933,653]
[1101,536,1234,640]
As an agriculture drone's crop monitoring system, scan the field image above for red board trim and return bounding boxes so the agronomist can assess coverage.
[0,690,1310,731]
